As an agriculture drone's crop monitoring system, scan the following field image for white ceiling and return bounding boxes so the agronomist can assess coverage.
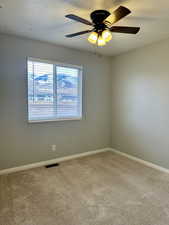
[1,0,169,56]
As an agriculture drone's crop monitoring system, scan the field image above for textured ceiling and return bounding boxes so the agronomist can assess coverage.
[0,0,169,56]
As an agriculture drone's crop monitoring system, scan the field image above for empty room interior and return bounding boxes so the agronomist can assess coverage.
[1,0,169,224]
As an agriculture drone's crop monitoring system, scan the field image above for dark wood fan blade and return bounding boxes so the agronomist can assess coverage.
[104,6,131,25]
[110,26,140,34]
[65,14,93,26]
[65,29,93,38]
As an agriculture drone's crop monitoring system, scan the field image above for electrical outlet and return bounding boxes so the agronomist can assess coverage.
[51,145,56,152]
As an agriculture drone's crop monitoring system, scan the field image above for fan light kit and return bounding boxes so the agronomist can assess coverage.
[88,32,98,44]
[65,6,140,47]
[88,30,112,46]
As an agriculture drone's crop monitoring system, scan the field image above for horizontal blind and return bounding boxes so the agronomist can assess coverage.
[56,66,82,119]
[28,61,55,121]
[27,59,82,122]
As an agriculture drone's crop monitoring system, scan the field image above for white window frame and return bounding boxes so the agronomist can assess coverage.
[27,57,83,123]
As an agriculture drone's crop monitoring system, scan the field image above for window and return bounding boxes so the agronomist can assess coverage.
[27,58,82,122]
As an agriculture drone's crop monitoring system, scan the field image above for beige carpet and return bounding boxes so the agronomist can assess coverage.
[1,151,169,225]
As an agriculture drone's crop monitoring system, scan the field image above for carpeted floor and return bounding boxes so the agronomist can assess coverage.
[1,151,169,225]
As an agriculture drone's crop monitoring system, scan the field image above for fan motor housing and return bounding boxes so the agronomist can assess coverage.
[90,10,110,24]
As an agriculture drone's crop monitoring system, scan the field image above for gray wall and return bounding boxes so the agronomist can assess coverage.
[0,34,112,170]
[3,33,169,171]
[111,38,169,169]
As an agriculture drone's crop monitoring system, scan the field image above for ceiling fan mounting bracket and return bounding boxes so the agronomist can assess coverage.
[90,10,110,24]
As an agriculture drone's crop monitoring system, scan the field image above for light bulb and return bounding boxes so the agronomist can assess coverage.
[88,32,98,44]
[102,30,112,42]
[97,35,106,46]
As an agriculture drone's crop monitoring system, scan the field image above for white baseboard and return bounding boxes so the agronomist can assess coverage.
[0,148,110,175]
[1,147,169,175]
[110,148,169,174]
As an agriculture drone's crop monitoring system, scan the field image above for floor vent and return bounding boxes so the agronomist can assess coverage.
[45,163,60,168]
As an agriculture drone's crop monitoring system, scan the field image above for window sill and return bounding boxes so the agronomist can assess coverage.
[28,117,82,124]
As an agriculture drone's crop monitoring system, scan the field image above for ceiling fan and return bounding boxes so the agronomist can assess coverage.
[65,6,140,46]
